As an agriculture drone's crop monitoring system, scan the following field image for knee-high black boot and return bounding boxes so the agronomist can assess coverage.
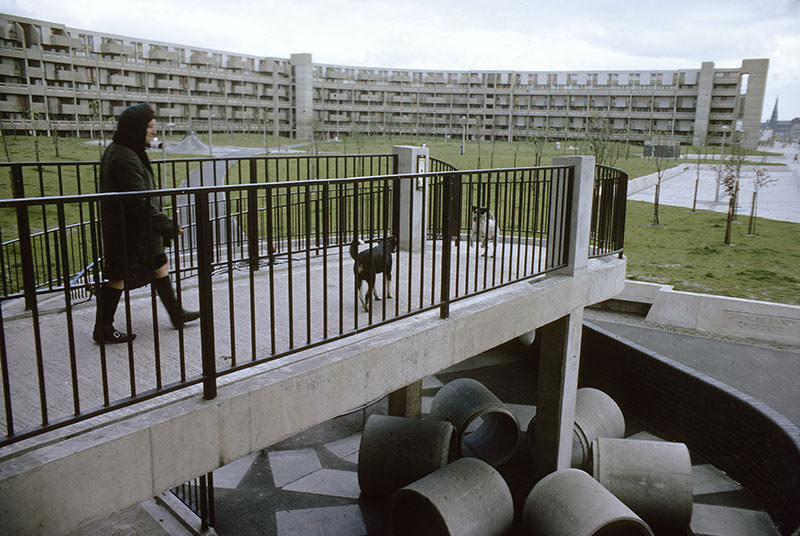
[93,285,136,344]
[153,276,200,329]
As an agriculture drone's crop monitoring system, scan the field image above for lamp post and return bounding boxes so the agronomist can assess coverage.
[161,122,176,182]
[715,125,729,202]
[208,112,216,156]
[460,116,466,155]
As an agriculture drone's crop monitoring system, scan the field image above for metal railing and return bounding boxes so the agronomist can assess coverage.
[590,164,628,258]
[0,154,626,447]
[169,472,215,530]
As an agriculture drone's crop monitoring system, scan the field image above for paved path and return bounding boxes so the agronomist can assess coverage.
[629,144,800,223]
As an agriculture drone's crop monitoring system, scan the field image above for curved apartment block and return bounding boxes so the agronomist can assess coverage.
[0,13,768,148]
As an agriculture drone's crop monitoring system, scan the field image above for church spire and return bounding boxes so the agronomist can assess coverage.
[769,97,779,126]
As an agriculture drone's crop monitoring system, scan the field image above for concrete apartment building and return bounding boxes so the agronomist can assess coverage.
[0,13,769,148]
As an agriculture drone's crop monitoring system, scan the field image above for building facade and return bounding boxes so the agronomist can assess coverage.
[0,13,768,148]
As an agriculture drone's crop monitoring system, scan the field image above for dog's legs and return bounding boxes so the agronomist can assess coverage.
[384,272,393,299]
[357,281,369,312]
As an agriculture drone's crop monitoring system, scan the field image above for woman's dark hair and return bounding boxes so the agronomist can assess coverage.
[112,102,156,172]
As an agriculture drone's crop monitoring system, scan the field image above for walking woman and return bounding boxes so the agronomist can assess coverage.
[93,102,199,344]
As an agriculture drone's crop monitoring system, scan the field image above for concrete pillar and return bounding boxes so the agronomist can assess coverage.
[693,61,715,146]
[531,308,584,482]
[388,380,422,418]
[739,59,769,149]
[552,155,595,276]
[392,145,429,253]
[290,53,313,141]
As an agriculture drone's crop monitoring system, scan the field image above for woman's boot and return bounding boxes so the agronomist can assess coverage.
[153,276,200,329]
[93,285,136,344]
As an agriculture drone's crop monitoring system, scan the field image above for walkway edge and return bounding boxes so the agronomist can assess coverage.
[607,280,800,347]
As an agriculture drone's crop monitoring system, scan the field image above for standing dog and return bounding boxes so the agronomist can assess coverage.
[470,206,496,257]
[350,236,398,312]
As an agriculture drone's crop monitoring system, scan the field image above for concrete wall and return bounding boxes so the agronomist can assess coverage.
[613,280,800,346]
[580,323,800,535]
[0,258,627,535]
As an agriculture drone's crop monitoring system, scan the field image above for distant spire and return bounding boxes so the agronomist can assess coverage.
[769,97,779,126]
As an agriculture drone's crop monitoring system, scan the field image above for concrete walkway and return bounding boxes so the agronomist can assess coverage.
[50,143,800,535]
[629,143,800,223]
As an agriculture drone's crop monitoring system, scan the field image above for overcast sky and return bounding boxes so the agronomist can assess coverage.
[4,0,800,120]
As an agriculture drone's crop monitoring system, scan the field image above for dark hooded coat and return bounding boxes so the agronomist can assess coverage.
[99,103,177,288]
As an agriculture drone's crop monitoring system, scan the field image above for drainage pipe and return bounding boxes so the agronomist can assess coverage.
[523,468,654,536]
[387,457,514,536]
[592,437,693,532]
[528,386,625,470]
[429,378,520,466]
[357,414,455,498]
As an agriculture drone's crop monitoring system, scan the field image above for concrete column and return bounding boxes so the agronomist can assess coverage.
[692,61,715,146]
[291,53,313,141]
[392,145,429,253]
[388,380,422,418]
[552,155,595,276]
[739,59,769,149]
[531,308,584,482]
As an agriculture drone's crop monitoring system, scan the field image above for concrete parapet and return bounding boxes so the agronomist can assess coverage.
[614,280,800,346]
[0,256,626,535]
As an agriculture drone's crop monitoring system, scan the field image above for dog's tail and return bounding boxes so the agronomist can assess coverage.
[349,237,360,260]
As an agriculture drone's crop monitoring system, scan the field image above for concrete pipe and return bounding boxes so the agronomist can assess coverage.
[429,378,520,467]
[387,457,514,536]
[527,387,625,470]
[523,468,654,536]
[592,437,693,532]
[357,414,455,498]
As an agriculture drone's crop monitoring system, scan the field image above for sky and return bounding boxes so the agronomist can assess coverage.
[4,0,800,121]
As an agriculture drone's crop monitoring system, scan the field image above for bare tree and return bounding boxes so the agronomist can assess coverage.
[646,131,674,226]
[747,167,777,236]
[691,134,707,212]
[525,126,548,166]
[586,113,623,167]
[721,163,737,245]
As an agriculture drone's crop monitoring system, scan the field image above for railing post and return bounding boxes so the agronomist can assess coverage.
[391,145,429,254]
[614,169,628,258]
[194,192,217,400]
[11,165,36,311]
[551,156,595,275]
[248,159,259,272]
[439,174,455,319]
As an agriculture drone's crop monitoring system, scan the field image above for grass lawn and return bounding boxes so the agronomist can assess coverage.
[2,133,796,305]
[624,201,800,305]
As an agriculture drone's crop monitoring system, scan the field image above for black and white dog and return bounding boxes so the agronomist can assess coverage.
[349,236,398,312]
[470,206,496,257]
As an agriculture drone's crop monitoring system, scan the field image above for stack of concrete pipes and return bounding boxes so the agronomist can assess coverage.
[357,379,693,535]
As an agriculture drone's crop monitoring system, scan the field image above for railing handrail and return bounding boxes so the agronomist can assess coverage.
[0,153,626,446]
[0,165,572,207]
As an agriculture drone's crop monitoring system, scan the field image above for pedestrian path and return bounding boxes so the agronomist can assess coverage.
[629,144,800,223]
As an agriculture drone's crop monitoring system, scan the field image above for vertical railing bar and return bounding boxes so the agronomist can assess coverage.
[439,174,453,319]
[304,184,312,343]
[265,186,277,356]
[286,185,295,349]
[195,192,217,400]
[56,203,81,415]
[0,300,13,438]
[322,182,330,339]
[224,192,237,367]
